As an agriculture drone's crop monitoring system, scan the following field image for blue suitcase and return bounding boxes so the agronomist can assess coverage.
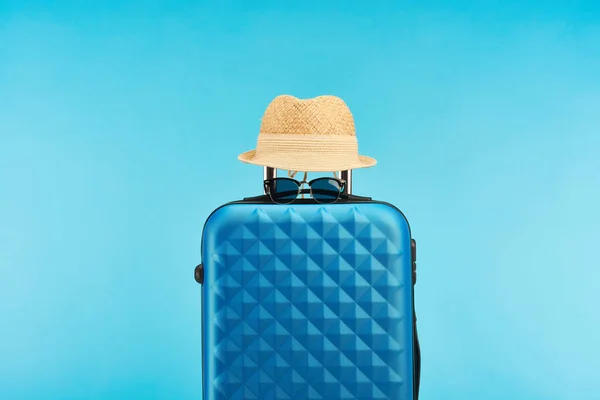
[195,169,421,400]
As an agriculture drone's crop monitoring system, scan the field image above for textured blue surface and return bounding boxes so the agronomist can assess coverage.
[202,202,414,400]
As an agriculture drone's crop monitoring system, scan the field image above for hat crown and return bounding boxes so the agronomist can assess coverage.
[259,95,356,137]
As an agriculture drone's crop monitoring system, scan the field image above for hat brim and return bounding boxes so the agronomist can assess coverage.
[237,149,377,172]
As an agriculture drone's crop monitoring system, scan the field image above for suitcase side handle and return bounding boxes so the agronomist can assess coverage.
[263,167,353,195]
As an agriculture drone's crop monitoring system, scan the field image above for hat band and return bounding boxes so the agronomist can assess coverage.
[255,133,358,156]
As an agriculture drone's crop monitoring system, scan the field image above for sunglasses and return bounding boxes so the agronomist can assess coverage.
[263,172,346,204]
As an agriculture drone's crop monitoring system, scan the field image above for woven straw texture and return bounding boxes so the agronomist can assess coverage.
[259,95,355,136]
[238,95,376,172]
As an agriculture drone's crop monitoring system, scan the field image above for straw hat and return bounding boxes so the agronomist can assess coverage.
[237,95,376,172]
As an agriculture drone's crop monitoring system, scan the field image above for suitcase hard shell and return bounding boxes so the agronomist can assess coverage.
[196,182,420,400]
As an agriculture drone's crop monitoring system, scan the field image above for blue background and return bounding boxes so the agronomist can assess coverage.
[1,1,599,399]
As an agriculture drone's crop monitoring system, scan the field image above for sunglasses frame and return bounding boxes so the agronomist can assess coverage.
[263,176,347,204]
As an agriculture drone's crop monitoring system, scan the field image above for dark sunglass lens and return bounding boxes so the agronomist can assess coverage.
[267,179,299,203]
[310,178,342,203]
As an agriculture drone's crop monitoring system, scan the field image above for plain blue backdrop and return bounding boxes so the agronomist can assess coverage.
[1,1,599,399]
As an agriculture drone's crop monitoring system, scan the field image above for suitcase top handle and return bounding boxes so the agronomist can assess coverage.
[263,167,352,195]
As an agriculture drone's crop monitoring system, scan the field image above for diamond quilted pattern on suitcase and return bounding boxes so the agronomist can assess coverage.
[203,203,413,400]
